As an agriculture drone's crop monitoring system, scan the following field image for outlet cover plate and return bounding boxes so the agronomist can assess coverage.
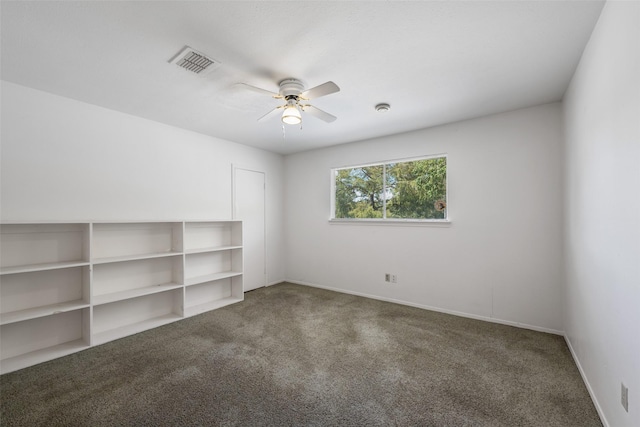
[621,382,629,412]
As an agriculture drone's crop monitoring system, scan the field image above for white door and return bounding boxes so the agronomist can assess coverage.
[233,167,266,292]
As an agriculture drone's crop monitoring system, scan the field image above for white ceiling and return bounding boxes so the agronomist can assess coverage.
[1,1,604,155]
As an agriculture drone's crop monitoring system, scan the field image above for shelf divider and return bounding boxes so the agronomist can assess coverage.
[92,251,183,265]
[0,261,89,276]
[184,296,243,317]
[0,300,89,325]
[185,271,242,287]
[0,339,89,375]
[91,314,182,346]
[184,245,242,254]
[92,283,183,306]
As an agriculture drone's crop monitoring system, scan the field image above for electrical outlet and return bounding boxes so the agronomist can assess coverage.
[385,273,390,282]
[621,383,629,412]
[391,275,397,283]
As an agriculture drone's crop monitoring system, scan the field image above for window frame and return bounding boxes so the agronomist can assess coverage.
[330,154,450,226]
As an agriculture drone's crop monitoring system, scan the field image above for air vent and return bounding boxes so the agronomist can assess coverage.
[169,46,220,75]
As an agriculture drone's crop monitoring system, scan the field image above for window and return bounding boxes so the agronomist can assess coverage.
[332,155,447,221]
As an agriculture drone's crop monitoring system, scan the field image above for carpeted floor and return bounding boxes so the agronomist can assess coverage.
[1,282,601,426]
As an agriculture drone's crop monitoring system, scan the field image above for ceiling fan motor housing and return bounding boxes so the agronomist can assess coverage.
[279,78,305,98]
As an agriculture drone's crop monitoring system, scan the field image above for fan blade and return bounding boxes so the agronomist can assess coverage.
[238,83,282,98]
[300,81,340,100]
[257,106,283,122]
[301,105,337,123]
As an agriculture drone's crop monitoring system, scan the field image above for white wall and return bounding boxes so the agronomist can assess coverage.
[284,103,564,333]
[563,2,640,426]
[0,81,285,285]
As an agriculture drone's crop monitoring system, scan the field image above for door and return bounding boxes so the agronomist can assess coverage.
[233,167,266,292]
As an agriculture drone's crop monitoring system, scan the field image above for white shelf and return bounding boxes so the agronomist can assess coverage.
[184,245,242,254]
[184,297,243,317]
[0,261,89,275]
[93,283,183,306]
[92,314,182,346]
[0,300,89,325]
[0,339,89,375]
[92,251,182,265]
[185,271,242,287]
[1,309,89,374]
[184,221,242,252]
[0,220,243,373]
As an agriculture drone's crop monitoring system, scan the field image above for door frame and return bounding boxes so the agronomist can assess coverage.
[232,164,267,289]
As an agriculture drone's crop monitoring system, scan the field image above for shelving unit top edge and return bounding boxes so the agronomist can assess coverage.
[1,221,89,225]
[1,219,239,225]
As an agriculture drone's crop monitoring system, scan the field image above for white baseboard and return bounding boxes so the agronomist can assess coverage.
[564,335,609,427]
[284,279,563,336]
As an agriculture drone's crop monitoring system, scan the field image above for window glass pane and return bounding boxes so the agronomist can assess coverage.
[385,157,447,219]
[334,165,385,218]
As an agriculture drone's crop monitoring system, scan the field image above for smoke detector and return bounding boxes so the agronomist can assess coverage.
[169,46,220,75]
[375,103,391,113]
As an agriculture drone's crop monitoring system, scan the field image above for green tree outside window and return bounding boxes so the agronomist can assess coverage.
[334,157,447,220]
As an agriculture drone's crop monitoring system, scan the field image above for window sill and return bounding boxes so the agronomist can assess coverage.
[328,218,451,227]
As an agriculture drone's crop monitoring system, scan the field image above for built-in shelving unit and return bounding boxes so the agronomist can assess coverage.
[183,221,243,316]
[0,220,243,374]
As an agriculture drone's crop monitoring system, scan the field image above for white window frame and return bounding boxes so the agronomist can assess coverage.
[330,154,450,226]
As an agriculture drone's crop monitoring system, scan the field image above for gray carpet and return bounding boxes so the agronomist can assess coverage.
[1,282,601,426]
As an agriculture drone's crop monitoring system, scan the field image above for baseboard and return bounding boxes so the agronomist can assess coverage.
[564,335,609,427]
[284,279,563,336]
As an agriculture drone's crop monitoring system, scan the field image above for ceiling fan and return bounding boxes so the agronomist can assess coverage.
[241,78,340,125]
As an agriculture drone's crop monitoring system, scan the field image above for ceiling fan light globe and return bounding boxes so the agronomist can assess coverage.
[282,106,302,125]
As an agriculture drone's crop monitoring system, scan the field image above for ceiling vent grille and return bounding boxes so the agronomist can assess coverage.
[169,46,220,75]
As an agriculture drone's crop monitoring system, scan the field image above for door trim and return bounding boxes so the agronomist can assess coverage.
[232,165,267,287]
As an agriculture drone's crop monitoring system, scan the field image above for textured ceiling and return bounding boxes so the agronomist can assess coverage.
[1,1,604,155]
